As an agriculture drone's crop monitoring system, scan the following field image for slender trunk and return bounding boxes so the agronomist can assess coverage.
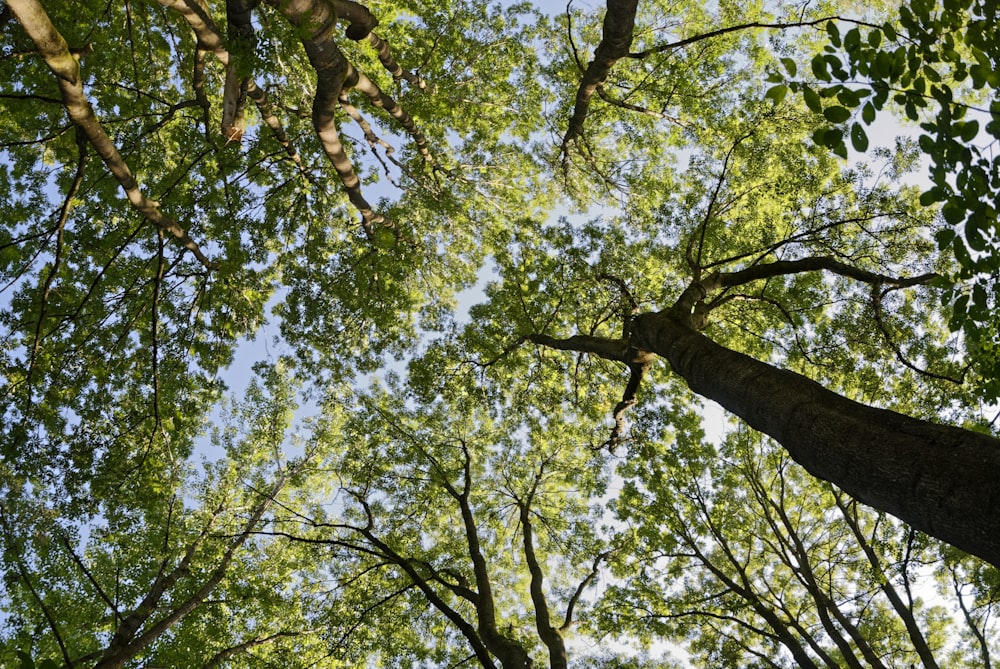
[631,310,1000,568]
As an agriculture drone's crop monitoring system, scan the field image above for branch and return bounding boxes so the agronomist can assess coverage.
[342,61,433,164]
[518,493,568,669]
[527,333,628,362]
[871,285,965,385]
[527,331,654,450]
[705,256,939,293]
[9,0,215,268]
[364,31,427,89]
[94,470,293,669]
[832,491,943,669]
[561,551,608,631]
[685,131,754,277]
[331,0,378,39]
[628,17,882,59]
[157,0,312,178]
[204,631,304,668]
[26,127,87,388]
[595,84,686,125]
[0,507,74,667]
[269,0,384,237]
[222,0,256,142]
[562,0,639,152]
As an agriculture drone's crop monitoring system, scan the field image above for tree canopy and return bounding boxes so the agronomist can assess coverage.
[1,0,998,666]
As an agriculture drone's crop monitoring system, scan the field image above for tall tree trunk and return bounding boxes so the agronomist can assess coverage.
[630,310,1000,569]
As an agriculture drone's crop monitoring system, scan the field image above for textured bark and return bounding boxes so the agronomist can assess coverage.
[630,309,1000,568]
[271,0,384,234]
[222,0,256,141]
[562,0,639,148]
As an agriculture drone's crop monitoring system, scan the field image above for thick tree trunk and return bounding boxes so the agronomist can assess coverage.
[631,310,1000,568]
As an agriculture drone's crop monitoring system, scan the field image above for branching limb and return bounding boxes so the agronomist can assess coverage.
[704,256,939,293]
[562,0,639,154]
[342,61,433,164]
[832,491,943,669]
[517,487,568,669]
[365,31,427,89]
[222,0,257,141]
[331,0,379,39]
[628,17,883,59]
[94,470,294,669]
[527,332,628,362]
[595,84,686,125]
[948,562,994,669]
[527,330,653,449]
[246,80,313,180]
[269,0,384,237]
[606,360,648,451]
[870,284,965,385]
[561,551,608,631]
[10,0,215,268]
[340,98,401,186]
[158,0,311,177]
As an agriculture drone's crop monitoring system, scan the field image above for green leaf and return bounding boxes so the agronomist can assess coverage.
[862,101,876,124]
[966,209,991,251]
[780,57,797,77]
[812,54,831,81]
[850,123,869,152]
[823,106,851,123]
[935,228,956,249]
[958,120,980,142]
[826,20,841,47]
[803,86,823,113]
[920,187,946,206]
[942,198,966,225]
[765,84,788,104]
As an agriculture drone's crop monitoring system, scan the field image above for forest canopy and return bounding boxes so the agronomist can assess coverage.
[1,0,998,667]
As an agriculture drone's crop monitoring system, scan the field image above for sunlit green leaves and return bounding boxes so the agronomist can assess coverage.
[777,0,1000,364]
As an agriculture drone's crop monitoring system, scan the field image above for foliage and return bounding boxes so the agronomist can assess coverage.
[770,0,1000,399]
[1,0,999,666]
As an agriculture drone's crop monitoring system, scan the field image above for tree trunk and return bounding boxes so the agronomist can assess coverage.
[631,310,1000,569]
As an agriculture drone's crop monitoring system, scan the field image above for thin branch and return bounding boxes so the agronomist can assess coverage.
[9,0,215,268]
[26,128,87,388]
[686,131,754,277]
[561,551,608,631]
[628,17,883,59]
[871,284,965,385]
[0,508,75,667]
[204,631,304,668]
[703,256,939,293]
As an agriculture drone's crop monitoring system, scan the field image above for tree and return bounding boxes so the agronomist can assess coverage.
[602,423,998,668]
[1,367,329,667]
[2,0,1000,665]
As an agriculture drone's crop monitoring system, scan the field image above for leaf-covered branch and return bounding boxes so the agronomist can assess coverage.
[9,0,215,267]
